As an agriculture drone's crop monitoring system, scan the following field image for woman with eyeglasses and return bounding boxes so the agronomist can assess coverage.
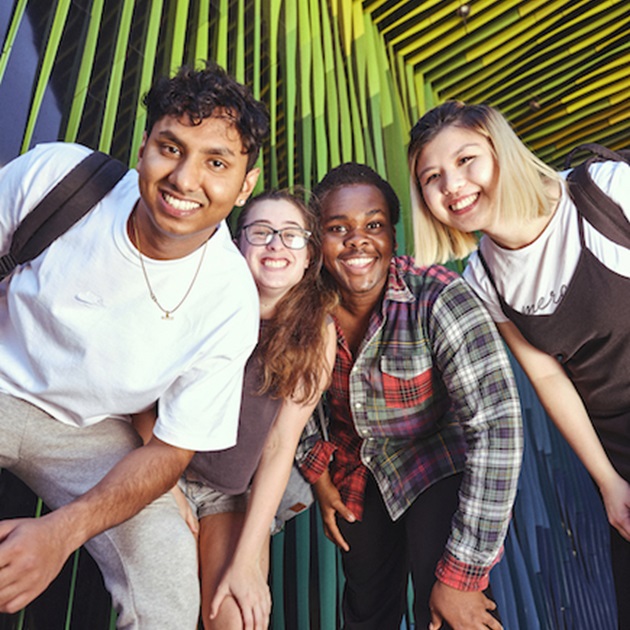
[134,190,337,629]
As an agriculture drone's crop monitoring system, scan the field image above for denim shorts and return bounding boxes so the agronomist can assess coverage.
[178,474,250,519]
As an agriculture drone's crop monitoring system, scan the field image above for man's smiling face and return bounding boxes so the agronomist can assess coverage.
[320,183,395,302]
[134,113,259,258]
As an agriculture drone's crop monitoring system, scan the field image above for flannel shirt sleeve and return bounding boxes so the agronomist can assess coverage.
[427,275,523,590]
[294,399,337,484]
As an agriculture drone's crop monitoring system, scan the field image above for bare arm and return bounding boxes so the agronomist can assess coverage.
[131,407,198,536]
[0,437,193,613]
[498,320,630,541]
[209,320,337,628]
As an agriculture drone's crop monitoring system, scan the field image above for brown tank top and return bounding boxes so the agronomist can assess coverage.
[478,190,630,480]
[185,324,283,494]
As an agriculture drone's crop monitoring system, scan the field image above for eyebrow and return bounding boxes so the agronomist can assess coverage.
[156,129,237,158]
[325,208,386,222]
[249,219,304,228]
[416,142,482,180]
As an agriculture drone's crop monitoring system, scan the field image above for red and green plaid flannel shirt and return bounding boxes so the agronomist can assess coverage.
[299,257,522,591]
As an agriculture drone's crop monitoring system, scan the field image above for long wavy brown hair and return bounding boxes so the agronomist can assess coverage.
[235,189,337,403]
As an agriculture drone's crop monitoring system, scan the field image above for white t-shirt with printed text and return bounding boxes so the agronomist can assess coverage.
[464,161,630,322]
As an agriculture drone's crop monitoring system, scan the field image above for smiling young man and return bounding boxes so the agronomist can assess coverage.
[0,63,268,628]
[298,163,523,630]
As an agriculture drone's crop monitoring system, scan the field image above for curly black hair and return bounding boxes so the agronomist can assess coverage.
[312,162,400,225]
[143,61,269,171]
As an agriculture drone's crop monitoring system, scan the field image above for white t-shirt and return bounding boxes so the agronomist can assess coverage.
[464,160,630,322]
[0,143,259,451]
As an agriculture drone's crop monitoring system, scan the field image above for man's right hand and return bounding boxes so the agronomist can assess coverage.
[0,514,74,613]
[313,471,356,552]
[0,437,193,614]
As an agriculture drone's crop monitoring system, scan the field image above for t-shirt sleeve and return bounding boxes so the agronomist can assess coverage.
[462,250,509,323]
[589,160,630,221]
[153,340,256,451]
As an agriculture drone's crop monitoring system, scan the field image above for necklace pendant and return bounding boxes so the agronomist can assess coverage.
[133,213,208,322]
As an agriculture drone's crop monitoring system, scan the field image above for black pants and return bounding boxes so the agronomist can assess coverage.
[610,525,630,629]
[337,473,499,629]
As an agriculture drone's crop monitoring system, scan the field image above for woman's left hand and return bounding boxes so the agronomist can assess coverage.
[209,559,271,630]
[600,473,630,541]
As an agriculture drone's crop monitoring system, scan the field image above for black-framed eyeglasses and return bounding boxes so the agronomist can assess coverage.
[242,223,311,250]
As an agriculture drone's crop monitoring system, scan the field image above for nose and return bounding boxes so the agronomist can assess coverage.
[168,158,201,193]
[442,169,464,195]
[344,226,369,248]
[266,231,284,249]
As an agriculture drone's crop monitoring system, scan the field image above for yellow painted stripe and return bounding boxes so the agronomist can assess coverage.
[233,0,246,82]
[0,0,28,84]
[215,0,228,68]
[194,0,210,62]
[321,0,341,168]
[169,0,190,69]
[450,22,628,105]
[392,0,507,54]
[20,0,72,152]
[65,0,107,143]
[283,0,298,187]
[129,0,165,162]
[407,9,521,68]
[567,73,630,107]
[98,0,135,153]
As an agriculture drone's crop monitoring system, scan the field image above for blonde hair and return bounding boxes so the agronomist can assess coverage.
[407,101,563,265]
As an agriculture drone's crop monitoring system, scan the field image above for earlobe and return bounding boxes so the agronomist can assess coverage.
[136,132,148,167]
[240,167,260,201]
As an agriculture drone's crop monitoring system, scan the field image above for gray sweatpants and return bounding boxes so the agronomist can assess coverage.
[0,394,199,629]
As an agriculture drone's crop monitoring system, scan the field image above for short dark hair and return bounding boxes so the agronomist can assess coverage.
[312,162,400,225]
[143,61,269,171]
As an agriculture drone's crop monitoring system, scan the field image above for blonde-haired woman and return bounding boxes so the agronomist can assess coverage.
[408,100,630,627]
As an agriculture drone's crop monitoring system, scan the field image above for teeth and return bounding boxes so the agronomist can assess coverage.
[163,192,201,212]
[345,257,373,267]
[262,259,288,268]
[450,194,478,211]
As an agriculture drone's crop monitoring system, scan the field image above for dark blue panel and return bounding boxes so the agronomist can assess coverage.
[0,1,57,165]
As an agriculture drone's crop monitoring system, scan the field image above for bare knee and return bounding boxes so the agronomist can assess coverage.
[202,594,244,630]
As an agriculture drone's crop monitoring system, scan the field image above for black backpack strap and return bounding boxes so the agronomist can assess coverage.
[565,144,630,249]
[563,143,627,170]
[0,151,128,280]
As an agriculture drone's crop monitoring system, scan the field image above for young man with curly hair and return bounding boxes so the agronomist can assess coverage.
[0,62,268,629]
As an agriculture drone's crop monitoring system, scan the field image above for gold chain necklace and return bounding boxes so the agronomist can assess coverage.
[132,213,209,320]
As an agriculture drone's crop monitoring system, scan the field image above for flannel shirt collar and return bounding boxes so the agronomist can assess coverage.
[382,256,416,307]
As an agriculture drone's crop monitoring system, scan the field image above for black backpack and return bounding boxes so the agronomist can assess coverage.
[564,143,630,248]
[0,150,128,281]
